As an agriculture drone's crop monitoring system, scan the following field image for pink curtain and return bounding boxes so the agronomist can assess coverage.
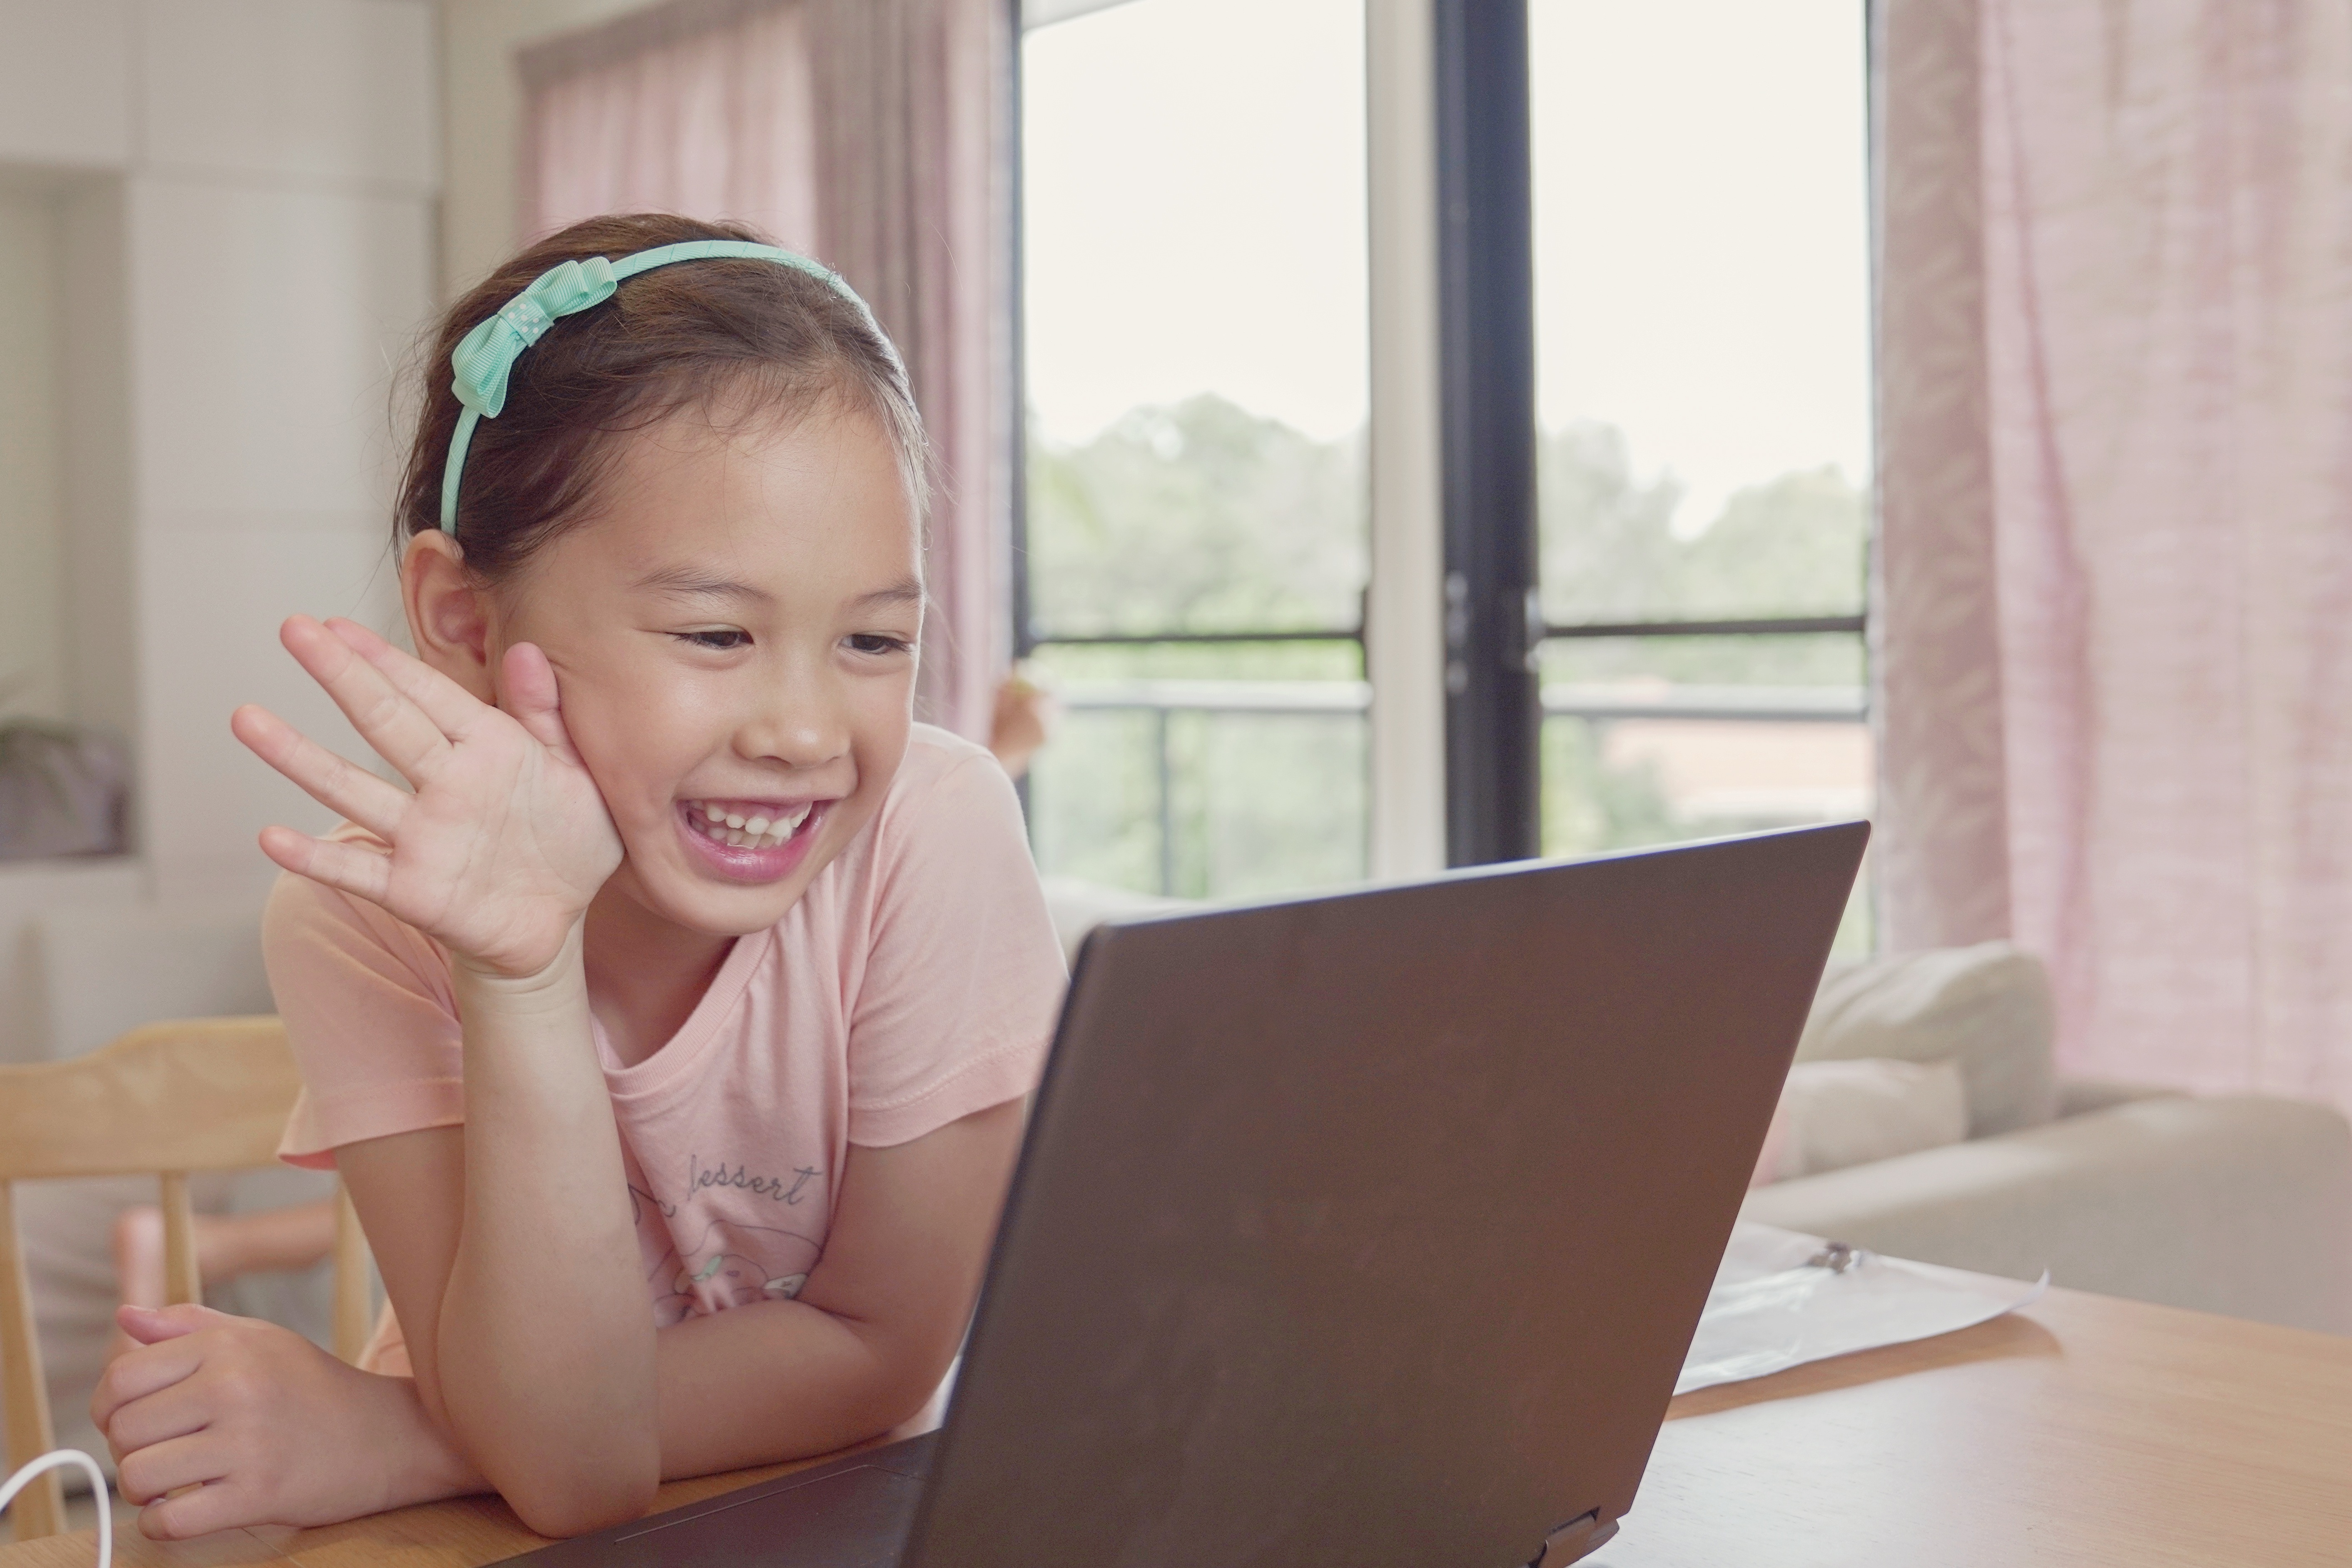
[1871,0,2011,956]
[518,0,1017,742]
[805,0,1019,748]
[520,0,821,252]
[1877,0,2352,1108]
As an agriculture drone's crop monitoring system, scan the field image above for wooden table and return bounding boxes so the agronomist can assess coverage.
[8,1286,2351,1568]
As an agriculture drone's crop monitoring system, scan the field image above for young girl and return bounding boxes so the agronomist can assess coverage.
[87,214,1067,1541]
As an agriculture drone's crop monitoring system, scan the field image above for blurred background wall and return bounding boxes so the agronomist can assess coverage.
[0,0,439,1058]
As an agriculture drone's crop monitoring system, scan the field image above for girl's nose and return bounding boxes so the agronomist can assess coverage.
[738,670,852,770]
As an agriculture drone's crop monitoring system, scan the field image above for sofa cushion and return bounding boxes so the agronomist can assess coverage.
[1760,1057,1970,1182]
[1795,941,2056,1138]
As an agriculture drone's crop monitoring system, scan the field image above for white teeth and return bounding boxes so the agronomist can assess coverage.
[686,800,816,853]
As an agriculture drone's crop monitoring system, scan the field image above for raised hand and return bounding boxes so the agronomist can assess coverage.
[232,616,623,979]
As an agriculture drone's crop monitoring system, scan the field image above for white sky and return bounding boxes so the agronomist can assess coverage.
[1022,0,1872,531]
[1021,0,1370,443]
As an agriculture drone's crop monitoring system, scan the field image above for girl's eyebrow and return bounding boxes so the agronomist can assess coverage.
[854,580,927,609]
[634,566,772,604]
[633,568,924,610]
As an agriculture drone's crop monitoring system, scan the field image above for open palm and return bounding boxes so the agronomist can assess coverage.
[232,616,623,979]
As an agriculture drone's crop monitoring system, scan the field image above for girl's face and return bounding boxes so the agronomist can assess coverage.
[435,402,923,938]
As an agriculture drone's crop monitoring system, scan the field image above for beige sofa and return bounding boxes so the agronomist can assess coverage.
[1043,882,2352,1336]
[1743,938,2352,1333]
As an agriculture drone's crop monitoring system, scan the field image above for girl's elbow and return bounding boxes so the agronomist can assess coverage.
[860,1343,956,1438]
[503,1468,660,1540]
[490,1443,661,1538]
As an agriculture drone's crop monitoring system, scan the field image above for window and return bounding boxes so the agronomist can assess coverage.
[1528,0,1874,947]
[1018,0,1371,900]
[1017,0,1875,945]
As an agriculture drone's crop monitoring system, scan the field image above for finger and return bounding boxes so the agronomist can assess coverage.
[254,826,394,906]
[116,1302,216,1345]
[92,1334,205,1434]
[119,1436,233,1516]
[230,704,411,840]
[142,1478,265,1541]
[98,1373,213,1458]
[323,616,506,745]
[501,642,583,760]
[278,616,456,783]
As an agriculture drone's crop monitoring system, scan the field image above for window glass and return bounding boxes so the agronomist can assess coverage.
[1530,0,1874,951]
[1530,0,1871,627]
[1020,0,1370,898]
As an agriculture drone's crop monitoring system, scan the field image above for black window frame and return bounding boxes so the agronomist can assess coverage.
[1435,0,1872,867]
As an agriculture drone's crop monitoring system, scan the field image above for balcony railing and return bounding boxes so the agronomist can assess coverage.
[1054,678,1867,721]
[1031,679,1869,896]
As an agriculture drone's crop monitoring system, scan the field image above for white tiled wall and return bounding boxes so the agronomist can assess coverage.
[139,521,404,906]
[0,0,135,169]
[0,858,148,1063]
[130,177,433,522]
[142,0,438,187]
[0,0,438,987]
[0,185,67,722]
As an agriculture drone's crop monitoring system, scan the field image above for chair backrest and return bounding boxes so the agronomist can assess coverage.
[0,1017,370,1541]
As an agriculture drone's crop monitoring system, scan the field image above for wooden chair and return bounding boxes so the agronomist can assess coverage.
[0,1017,371,1541]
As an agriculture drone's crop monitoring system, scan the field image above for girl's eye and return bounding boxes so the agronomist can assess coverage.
[675,629,750,651]
[847,633,913,656]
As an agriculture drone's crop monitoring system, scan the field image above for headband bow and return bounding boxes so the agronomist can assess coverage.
[436,240,887,532]
[449,256,617,419]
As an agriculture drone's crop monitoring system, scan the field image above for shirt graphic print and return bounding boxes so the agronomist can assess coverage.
[630,1147,827,1324]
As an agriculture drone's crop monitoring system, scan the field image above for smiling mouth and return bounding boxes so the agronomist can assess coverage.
[680,798,820,852]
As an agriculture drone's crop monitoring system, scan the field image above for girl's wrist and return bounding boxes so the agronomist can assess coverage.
[373,1373,489,1513]
[450,921,589,1007]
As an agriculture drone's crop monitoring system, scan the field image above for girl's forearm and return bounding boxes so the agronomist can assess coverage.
[437,928,661,1534]
[653,1299,947,1481]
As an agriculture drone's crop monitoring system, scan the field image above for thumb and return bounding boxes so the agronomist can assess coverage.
[501,641,581,759]
[115,1302,217,1345]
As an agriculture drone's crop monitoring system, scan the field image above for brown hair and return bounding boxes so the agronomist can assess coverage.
[396,213,925,581]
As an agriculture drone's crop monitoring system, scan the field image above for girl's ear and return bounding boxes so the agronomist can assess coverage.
[401,531,498,702]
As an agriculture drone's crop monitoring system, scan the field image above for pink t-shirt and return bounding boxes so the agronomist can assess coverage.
[266,725,1065,1368]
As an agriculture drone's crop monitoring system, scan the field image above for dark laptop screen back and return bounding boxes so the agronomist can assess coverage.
[902,823,1866,1568]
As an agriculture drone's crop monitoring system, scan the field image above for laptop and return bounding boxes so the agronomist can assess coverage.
[501,822,1868,1568]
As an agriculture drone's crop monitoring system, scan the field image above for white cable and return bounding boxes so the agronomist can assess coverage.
[0,1450,110,1568]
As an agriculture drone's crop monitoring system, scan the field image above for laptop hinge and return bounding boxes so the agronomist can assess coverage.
[1527,1509,1619,1567]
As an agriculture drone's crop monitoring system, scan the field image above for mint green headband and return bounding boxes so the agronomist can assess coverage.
[439,239,882,533]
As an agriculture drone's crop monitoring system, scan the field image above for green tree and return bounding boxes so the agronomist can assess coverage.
[1027,394,1365,639]
[1681,464,1869,619]
[1537,420,1686,624]
[1538,419,1867,630]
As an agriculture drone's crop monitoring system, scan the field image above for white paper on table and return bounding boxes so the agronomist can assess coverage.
[1676,1222,2048,1395]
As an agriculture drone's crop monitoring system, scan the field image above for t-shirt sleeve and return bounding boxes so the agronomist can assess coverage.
[264,847,466,1169]
[846,749,1068,1147]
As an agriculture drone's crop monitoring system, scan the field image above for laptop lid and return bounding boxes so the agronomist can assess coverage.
[901,822,1866,1568]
